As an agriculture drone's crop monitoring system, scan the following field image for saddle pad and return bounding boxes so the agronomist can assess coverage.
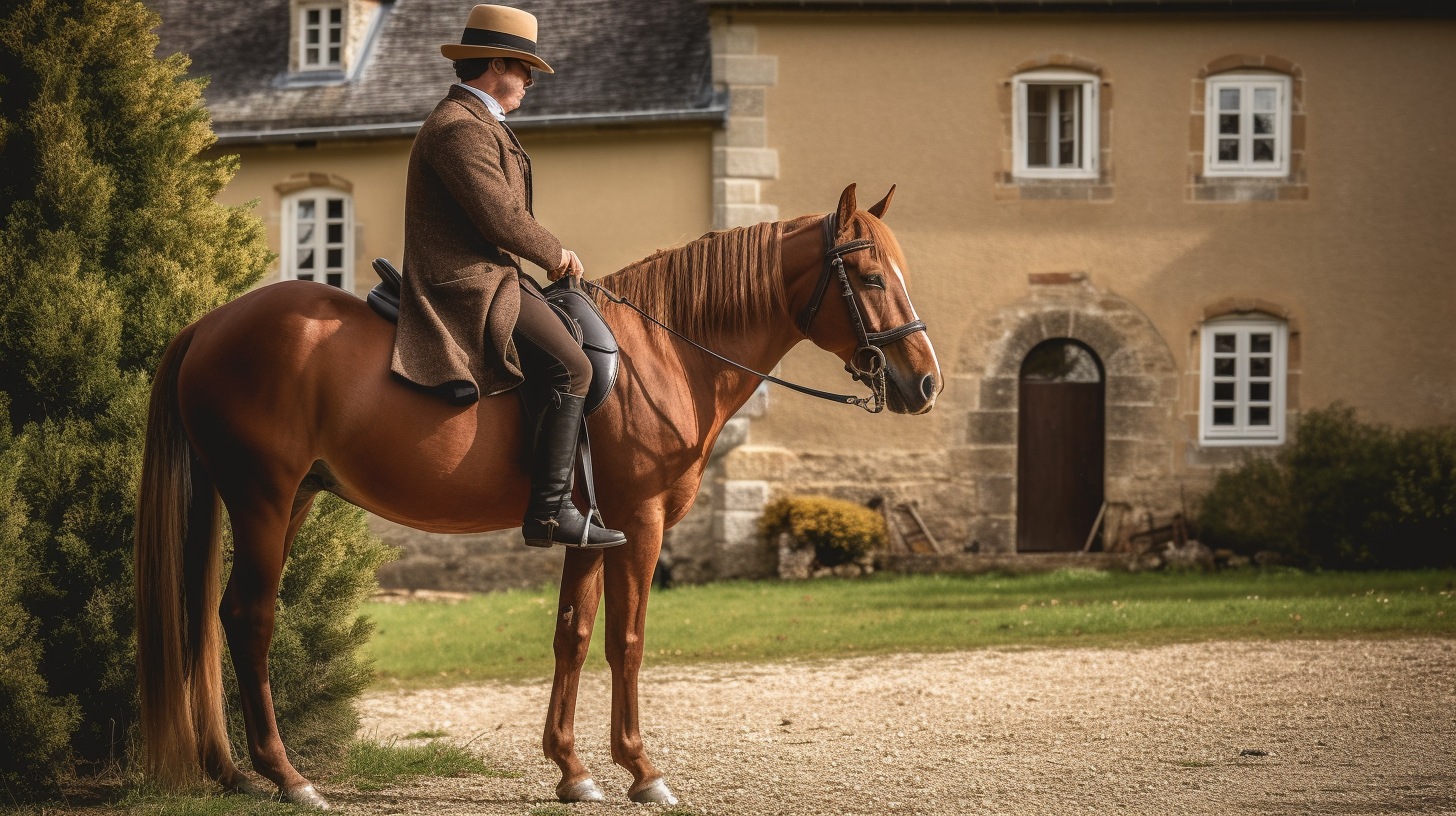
[367,258,619,415]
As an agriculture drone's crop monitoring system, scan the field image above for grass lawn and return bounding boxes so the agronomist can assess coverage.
[364,568,1456,686]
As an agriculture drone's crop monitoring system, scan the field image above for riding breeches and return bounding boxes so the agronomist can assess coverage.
[513,280,591,398]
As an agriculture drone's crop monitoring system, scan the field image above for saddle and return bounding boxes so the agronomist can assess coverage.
[366,258,619,414]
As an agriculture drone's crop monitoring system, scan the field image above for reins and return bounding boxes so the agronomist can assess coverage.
[584,213,926,414]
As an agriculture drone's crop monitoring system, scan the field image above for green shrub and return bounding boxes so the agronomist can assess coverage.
[1200,405,1456,569]
[760,496,886,567]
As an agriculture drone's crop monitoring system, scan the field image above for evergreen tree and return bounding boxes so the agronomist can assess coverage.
[0,0,392,798]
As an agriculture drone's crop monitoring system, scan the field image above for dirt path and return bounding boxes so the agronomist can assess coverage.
[338,639,1455,815]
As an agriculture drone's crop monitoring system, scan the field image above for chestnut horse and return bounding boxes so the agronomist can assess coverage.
[135,184,941,808]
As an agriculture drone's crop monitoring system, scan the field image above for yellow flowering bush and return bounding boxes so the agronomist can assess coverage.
[760,496,887,567]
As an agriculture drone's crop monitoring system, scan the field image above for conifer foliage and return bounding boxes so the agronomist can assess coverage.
[0,0,390,800]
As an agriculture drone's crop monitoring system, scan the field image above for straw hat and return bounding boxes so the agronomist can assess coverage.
[440,4,554,73]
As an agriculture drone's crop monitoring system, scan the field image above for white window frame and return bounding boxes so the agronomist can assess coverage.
[298,4,344,70]
[1200,316,1287,446]
[1203,72,1291,178]
[1012,69,1099,180]
[280,188,353,291]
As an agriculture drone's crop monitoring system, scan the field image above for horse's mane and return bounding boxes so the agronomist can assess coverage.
[593,222,783,341]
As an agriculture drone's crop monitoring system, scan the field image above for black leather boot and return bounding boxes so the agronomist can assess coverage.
[522,393,627,549]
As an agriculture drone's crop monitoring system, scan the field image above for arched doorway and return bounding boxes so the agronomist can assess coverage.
[1016,339,1105,552]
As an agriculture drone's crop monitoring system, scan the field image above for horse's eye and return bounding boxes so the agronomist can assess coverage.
[861,274,885,289]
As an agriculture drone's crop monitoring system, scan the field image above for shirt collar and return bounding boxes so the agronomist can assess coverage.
[454,83,506,122]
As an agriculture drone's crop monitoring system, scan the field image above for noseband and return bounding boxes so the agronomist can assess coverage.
[587,213,926,413]
[793,213,927,412]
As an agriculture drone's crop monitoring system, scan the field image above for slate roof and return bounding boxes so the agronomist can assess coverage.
[153,0,719,144]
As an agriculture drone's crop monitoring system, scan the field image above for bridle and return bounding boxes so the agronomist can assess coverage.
[586,213,926,413]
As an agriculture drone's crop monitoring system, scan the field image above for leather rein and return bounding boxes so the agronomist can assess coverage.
[584,213,927,414]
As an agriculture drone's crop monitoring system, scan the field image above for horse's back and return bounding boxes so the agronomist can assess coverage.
[178,281,528,532]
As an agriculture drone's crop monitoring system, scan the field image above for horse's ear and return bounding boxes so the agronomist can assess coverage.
[867,185,896,220]
[835,183,858,239]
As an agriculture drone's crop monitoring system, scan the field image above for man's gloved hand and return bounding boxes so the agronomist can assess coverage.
[550,248,583,281]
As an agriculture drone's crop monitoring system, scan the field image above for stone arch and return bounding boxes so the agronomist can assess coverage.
[950,275,1185,554]
[1198,54,1302,80]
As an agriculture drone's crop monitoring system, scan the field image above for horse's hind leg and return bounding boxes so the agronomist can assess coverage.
[544,548,607,801]
[219,490,330,809]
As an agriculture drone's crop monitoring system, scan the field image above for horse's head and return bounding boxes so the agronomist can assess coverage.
[789,184,942,415]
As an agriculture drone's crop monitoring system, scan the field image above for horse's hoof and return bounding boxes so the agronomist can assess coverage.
[223,777,270,800]
[628,777,679,805]
[557,777,607,802]
[278,783,331,810]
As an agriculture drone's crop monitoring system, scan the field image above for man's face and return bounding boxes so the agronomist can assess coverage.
[492,59,533,112]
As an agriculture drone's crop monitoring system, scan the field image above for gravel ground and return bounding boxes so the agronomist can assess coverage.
[335,639,1456,816]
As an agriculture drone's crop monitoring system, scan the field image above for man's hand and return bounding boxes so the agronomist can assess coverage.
[550,248,584,281]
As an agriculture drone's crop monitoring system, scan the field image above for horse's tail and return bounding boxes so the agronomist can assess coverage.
[135,323,230,787]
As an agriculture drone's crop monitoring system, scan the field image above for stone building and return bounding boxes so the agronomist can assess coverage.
[156,0,1456,588]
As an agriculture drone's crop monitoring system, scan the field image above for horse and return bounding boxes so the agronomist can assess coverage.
[134,183,942,808]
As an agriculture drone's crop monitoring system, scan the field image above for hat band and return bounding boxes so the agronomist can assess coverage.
[459,27,537,54]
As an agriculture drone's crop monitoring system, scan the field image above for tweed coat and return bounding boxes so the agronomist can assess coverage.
[391,85,563,399]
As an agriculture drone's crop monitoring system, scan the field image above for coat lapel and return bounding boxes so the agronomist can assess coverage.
[445,86,535,215]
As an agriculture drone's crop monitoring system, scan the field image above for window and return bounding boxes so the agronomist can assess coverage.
[282,189,351,289]
[1204,73,1291,177]
[300,5,343,69]
[1200,317,1287,445]
[1013,70,1098,179]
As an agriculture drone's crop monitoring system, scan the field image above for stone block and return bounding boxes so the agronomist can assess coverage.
[965,515,1013,553]
[976,476,1015,514]
[725,116,767,148]
[715,203,779,230]
[717,479,769,512]
[711,23,756,55]
[721,445,795,480]
[735,381,770,418]
[1106,374,1158,405]
[1135,441,1174,474]
[713,54,777,85]
[1106,405,1168,439]
[979,377,1017,411]
[1017,184,1090,201]
[714,146,779,179]
[967,411,1016,445]
[942,375,980,410]
[952,446,1015,476]
[1040,309,1074,338]
[709,416,750,458]
[713,509,762,547]
[729,86,766,117]
[715,178,760,205]
[1106,439,1137,474]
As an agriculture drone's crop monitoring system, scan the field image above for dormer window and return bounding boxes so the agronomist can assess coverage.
[301,5,343,69]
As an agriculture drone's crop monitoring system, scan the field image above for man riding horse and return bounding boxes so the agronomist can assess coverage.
[393,4,624,550]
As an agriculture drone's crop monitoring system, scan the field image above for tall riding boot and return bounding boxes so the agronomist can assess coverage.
[521,393,627,549]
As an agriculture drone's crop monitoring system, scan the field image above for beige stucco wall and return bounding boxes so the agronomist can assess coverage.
[211,126,713,299]
[734,14,1456,449]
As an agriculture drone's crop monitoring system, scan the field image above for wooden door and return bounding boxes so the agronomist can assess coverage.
[1016,340,1105,552]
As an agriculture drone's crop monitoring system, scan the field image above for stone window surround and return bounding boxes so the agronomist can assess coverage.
[274,172,357,290]
[996,55,1114,202]
[1188,55,1308,202]
[1181,298,1303,449]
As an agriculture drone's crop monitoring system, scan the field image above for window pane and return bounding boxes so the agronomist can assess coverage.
[297,248,314,269]
[1219,88,1240,111]
[1215,358,1236,377]
[1253,113,1275,135]
[1218,114,1240,135]
[1250,334,1271,353]
[326,273,343,288]
[1249,382,1271,402]
[326,248,343,268]
[1214,382,1235,401]
[1254,87,1276,112]
[305,48,318,65]
[1218,139,1239,162]
[306,29,319,44]
[1214,407,1235,426]
[1249,406,1271,426]
[327,199,344,219]
[1250,357,1271,377]
[329,8,341,22]
[297,273,315,282]
[297,224,314,245]
[1253,139,1275,162]
[327,223,343,244]
[1214,334,1236,353]
[1058,87,1078,167]
[329,28,341,43]
[328,47,340,63]
[298,199,315,220]
[1026,86,1049,167]
[307,9,319,23]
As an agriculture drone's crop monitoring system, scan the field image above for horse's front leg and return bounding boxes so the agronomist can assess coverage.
[544,548,607,801]
[603,519,678,805]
